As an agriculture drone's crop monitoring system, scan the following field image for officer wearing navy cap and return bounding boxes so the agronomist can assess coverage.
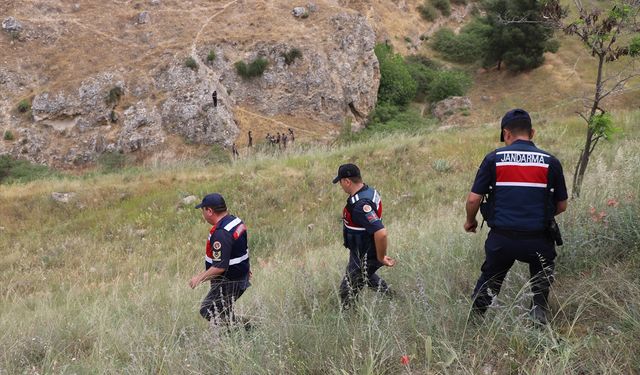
[333,163,396,308]
[189,193,251,324]
[464,109,568,324]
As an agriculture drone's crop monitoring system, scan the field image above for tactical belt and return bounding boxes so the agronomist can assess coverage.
[490,228,547,239]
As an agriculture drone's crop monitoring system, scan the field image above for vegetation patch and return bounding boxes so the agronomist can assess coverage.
[430,0,451,16]
[97,151,126,173]
[106,87,124,106]
[207,50,216,62]
[235,57,269,79]
[0,155,57,184]
[3,130,15,141]
[417,1,438,21]
[282,48,303,65]
[17,99,30,113]
[185,57,198,71]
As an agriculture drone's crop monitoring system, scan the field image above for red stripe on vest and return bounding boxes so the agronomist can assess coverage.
[233,223,247,240]
[496,165,548,184]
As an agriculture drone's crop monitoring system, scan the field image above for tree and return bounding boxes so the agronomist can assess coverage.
[481,0,559,71]
[375,44,417,106]
[545,0,640,197]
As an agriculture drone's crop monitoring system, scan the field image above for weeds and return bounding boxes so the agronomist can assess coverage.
[185,57,198,71]
[235,57,269,79]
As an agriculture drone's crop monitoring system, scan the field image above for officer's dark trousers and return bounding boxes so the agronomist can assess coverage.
[339,251,390,306]
[472,230,556,313]
[200,279,247,324]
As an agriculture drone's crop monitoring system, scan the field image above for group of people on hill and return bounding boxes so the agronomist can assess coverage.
[189,108,568,329]
[265,128,295,150]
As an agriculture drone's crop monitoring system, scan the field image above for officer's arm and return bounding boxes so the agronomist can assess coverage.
[555,200,568,215]
[189,266,225,289]
[464,192,483,233]
[373,228,394,266]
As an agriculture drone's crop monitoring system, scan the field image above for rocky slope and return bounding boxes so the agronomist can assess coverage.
[1,0,413,168]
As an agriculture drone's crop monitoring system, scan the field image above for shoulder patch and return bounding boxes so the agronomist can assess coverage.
[363,204,372,213]
[213,241,222,250]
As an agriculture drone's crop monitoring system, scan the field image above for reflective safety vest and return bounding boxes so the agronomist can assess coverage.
[342,186,382,233]
[206,215,250,280]
[485,142,555,231]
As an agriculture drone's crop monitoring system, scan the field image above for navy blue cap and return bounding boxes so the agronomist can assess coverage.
[500,109,531,141]
[332,163,361,184]
[195,193,227,211]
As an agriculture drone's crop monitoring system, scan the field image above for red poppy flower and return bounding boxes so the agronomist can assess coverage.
[401,355,410,365]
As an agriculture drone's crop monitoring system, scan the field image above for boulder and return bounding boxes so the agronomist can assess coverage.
[432,96,472,120]
[2,17,23,33]
[51,192,76,203]
[292,7,306,17]
[137,11,151,24]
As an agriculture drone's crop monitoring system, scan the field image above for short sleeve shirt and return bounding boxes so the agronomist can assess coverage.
[350,200,384,234]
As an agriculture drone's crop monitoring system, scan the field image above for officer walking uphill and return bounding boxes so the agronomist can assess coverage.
[464,109,568,324]
[334,163,396,308]
[189,193,251,325]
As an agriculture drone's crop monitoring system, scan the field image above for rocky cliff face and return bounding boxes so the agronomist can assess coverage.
[0,1,382,168]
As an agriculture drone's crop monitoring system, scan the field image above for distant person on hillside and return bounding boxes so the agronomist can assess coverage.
[212,90,217,107]
[232,143,239,159]
[248,131,253,148]
[464,109,568,325]
[333,163,395,308]
[288,128,295,142]
[189,193,251,326]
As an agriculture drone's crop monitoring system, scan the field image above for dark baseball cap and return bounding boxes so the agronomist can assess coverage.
[332,163,361,184]
[500,109,531,142]
[195,193,227,211]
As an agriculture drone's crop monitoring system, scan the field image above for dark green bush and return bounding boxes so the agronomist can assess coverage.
[0,155,57,184]
[17,99,30,113]
[375,44,417,106]
[417,2,438,21]
[282,48,303,65]
[185,57,198,70]
[97,151,126,173]
[451,0,467,5]
[3,130,15,141]
[106,87,124,106]
[430,0,451,16]
[431,25,488,63]
[207,50,216,62]
[235,57,269,79]
[427,70,472,102]
[405,55,439,100]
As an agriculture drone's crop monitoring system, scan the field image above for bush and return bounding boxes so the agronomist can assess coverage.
[375,44,417,106]
[417,2,438,21]
[206,144,231,165]
[431,23,489,63]
[451,0,467,4]
[282,48,302,65]
[427,70,472,102]
[106,87,124,106]
[3,131,15,141]
[97,151,126,173]
[235,57,269,79]
[207,50,216,62]
[0,155,57,184]
[430,0,451,16]
[185,57,198,70]
[405,55,439,100]
[17,99,30,113]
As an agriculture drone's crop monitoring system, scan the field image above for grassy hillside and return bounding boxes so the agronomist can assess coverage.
[1,111,639,373]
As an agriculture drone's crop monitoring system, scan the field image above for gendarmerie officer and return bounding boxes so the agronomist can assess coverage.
[333,163,396,308]
[464,109,568,324]
[189,193,251,324]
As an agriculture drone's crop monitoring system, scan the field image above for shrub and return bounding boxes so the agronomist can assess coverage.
[0,155,57,184]
[451,0,467,5]
[206,144,231,164]
[97,151,126,173]
[106,87,124,106]
[417,2,438,21]
[430,0,451,16]
[185,57,198,70]
[405,55,439,100]
[375,44,417,106]
[235,57,269,79]
[431,22,489,63]
[17,99,30,113]
[282,48,302,65]
[427,70,472,102]
[207,50,216,62]
[3,130,15,141]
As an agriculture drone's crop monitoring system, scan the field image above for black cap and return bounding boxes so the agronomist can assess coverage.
[500,109,531,142]
[195,193,227,211]
[332,163,361,184]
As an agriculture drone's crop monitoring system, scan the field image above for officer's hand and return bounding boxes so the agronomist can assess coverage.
[381,256,396,267]
[464,219,478,233]
[189,276,200,289]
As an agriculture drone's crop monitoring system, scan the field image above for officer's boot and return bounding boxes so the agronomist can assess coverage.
[530,290,550,325]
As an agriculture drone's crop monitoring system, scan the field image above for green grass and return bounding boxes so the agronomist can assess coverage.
[0,111,639,373]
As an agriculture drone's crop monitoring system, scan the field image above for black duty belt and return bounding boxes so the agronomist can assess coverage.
[490,228,547,239]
